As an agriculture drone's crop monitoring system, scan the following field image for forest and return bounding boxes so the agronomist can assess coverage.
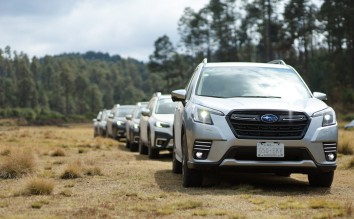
[0,0,353,122]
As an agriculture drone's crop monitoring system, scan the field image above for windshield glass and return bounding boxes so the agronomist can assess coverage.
[195,66,311,100]
[155,98,177,114]
[133,107,145,119]
[115,107,134,117]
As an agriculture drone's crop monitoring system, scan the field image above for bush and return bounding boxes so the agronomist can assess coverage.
[50,148,66,157]
[0,149,36,179]
[22,177,54,195]
[61,162,82,179]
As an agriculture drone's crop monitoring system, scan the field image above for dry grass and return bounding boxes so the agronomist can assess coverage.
[0,149,36,179]
[347,157,354,169]
[21,177,54,195]
[0,122,354,219]
[50,148,66,157]
[338,130,354,155]
[60,161,83,179]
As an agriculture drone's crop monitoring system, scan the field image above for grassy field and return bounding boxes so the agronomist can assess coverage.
[0,121,353,219]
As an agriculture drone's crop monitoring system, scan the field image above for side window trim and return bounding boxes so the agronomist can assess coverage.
[186,65,202,100]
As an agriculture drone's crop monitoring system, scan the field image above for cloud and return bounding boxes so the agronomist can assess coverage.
[0,0,208,61]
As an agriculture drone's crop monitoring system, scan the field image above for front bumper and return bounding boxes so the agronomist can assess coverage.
[153,131,173,150]
[185,114,338,173]
[116,125,127,138]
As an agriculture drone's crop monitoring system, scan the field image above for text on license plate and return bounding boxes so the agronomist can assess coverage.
[257,142,284,157]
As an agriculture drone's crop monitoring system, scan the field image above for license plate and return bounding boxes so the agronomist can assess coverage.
[257,142,284,157]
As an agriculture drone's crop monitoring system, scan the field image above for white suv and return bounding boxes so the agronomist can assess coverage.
[139,93,178,159]
[171,59,338,187]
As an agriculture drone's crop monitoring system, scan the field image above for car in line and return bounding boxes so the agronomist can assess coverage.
[93,111,102,137]
[125,102,148,151]
[96,109,111,137]
[106,104,135,140]
[139,92,178,159]
[171,59,338,187]
[344,120,354,130]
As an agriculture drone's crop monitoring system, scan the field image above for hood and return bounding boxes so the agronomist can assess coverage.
[193,96,328,116]
[153,114,174,124]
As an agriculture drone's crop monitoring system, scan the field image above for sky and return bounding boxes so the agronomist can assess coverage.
[0,0,209,61]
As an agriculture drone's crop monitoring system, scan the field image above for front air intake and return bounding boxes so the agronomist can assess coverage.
[193,140,212,159]
[227,110,310,140]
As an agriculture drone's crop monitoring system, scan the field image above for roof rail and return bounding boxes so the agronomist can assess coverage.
[153,92,161,97]
[202,58,207,64]
[268,60,286,65]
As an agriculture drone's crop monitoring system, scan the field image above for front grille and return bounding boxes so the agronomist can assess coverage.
[227,110,310,140]
[225,146,312,161]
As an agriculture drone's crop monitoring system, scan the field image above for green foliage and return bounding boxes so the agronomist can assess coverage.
[0,0,353,119]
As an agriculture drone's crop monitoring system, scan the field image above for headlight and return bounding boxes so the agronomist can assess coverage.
[192,104,224,125]
[133,124,139,129]
[117,121,125,126]
[155,121,170,128]
[312,107,336,127]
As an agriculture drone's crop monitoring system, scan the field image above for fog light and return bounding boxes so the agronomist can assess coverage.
[326,153,336,161]
[195,151,203,159]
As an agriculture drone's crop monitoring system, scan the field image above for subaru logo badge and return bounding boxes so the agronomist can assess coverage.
[261,114,278,123]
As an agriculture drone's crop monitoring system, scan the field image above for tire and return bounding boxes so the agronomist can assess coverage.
[182,132,202,187]
[130,143,138,152]
[172,149,182,174]
[147,129,159,159]
[139,139,148,155]
[126,140,131,149]
[308,171,334,187]
[148,146,159,159]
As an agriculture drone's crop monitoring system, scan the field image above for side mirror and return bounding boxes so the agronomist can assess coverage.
[126,114,132,120]
[141,108,151,117]
[171,89,187,102]
[313,92,327,101]
[108,113,114,119]
[92,119,97,123]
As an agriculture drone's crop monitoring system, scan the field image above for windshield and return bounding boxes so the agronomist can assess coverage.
[133,107,144,119]
[115,107,134,117]
[155,98,177,114]
[195,66,311,100]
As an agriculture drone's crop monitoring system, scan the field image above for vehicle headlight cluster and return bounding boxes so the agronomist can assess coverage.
[117,121,125,126]
[192,104,224,125]
[155,121,170,128]
[312,107,336,127]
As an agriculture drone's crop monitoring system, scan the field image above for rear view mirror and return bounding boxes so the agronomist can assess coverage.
[171,89,186,102]
[141,108,151,117]
[126,114,132,120]
[313,92,327,101]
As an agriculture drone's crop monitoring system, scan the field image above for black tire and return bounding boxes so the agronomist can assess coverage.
[308,171,334,187]
[182,132,202,187]
[172,149,182,174]
[139,139,148,155]
[130,143,138,152]
[126,140,131,149]
[147,129,159,159]
[148,146,159,159]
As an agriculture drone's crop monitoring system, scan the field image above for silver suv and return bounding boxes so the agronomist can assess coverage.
[139,93,178,159]
[171,59,338,187]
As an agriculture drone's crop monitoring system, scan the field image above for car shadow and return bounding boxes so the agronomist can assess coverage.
[133,152,172,162]
[154,169,332,196]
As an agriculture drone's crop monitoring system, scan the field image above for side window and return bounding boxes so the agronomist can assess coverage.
[185,65,201,100]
